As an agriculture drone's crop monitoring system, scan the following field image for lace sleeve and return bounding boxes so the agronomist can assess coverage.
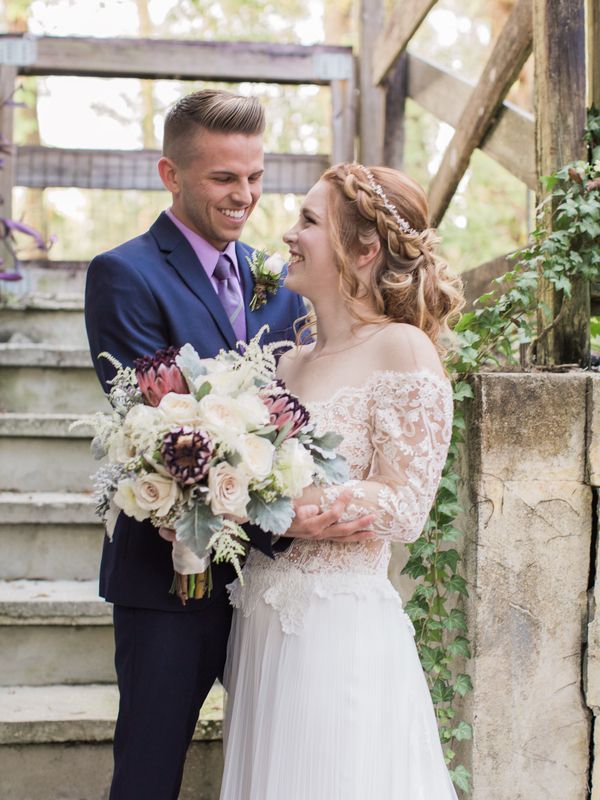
[320,371,453,542]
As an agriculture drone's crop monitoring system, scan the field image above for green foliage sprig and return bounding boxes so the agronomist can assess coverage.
[403,106,600,796]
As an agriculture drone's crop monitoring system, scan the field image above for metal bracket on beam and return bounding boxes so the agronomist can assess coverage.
[0,35,37,67]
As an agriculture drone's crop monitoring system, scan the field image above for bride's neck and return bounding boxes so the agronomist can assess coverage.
[310,296,378,355]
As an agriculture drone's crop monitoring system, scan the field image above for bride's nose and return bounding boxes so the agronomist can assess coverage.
[283,224,298,245]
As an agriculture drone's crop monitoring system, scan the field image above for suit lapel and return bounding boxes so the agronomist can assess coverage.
[237,240,265,343]
[151,213,237,350]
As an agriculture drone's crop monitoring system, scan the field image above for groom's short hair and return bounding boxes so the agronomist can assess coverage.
[163,89,265,165]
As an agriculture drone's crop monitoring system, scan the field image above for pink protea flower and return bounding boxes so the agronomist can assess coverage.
[161,427,214,485]
[260,380,310,440]
[134,347,188,407]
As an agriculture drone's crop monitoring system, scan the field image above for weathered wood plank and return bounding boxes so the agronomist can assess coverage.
[0,34,354,86]
[359,0,385,164]
[373,0,438,85]
[331,76,356,163]
[383,53,408,171]
[428,0,533,225]
[407,54,535,189]
[14,146,329,194]
[0,65,17,219]
[534,0,588,365]
[461,253,512,308]
[588,0,600,107]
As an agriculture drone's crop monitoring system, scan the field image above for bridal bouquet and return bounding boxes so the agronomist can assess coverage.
[83,327,348,602]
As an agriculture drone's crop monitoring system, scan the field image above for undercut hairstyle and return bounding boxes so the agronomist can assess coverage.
[163,89,266,165]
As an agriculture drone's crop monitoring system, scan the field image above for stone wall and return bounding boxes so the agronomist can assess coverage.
[460,372,596,799]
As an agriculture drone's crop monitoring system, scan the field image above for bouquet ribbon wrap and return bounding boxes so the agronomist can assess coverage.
[172,539,210,575]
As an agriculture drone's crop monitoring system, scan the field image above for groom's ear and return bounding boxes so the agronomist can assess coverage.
[356,240,381,270]
[158,156,180,195]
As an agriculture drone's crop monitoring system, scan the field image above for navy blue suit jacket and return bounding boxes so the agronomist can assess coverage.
[85,211,305,612]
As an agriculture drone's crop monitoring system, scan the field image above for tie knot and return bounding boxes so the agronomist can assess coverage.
[214,253,234,282]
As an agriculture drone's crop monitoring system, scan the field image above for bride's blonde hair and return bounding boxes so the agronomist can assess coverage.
[296,163,464,355]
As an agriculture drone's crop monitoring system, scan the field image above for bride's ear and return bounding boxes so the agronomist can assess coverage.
[356,240,381,270]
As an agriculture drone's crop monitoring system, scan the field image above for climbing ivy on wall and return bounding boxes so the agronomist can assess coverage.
[404,106,600,794]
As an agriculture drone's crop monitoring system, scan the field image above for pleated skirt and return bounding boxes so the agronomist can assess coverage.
[219,579,458,800]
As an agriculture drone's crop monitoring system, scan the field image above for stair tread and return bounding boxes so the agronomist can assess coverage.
[0,412,96,437]
[0,343,92,367]
[0,579,110,621]
[0,683,223,743]
[0,491,97,524]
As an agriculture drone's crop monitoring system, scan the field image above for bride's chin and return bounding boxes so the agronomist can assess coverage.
[283,272,304,294]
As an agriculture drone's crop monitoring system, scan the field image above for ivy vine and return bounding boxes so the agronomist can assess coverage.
[404,106,600,795]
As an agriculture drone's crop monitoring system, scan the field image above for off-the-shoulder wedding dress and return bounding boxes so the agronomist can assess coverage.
[220,367,459,800]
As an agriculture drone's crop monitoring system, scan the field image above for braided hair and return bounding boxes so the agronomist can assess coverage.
[317,163,464,354]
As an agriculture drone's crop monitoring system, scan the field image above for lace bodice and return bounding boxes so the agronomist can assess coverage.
[229,369,453,633]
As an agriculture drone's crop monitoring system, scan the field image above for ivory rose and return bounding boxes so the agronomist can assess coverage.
[158,392,203,425]
[236,433,275,481]
[263,252,286,276]
[132,473,180,518]
[273,438,315,497]
[113,478,151,522]
[207,462,250,518]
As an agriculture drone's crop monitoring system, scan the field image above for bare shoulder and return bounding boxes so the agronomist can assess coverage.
[276,343,313,382]
[375,323,446,378]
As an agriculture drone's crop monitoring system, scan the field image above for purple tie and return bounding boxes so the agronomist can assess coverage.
[213,253,246,342]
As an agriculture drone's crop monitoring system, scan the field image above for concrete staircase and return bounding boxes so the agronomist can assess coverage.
[0,273,223,799]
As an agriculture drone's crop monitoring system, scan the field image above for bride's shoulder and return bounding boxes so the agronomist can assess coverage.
[373,323,446,380]
[277,342,314,381]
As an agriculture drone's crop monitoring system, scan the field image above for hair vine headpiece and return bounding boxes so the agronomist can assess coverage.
[354,164,420,238]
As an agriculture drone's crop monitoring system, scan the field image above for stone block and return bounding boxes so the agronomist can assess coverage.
[0,435,96,492]
[0,366,106,413]
[0,305,87,347]
[587,375,600,486]
[469,372,588,483]
[0,492,96,525]
[464,475,591,799]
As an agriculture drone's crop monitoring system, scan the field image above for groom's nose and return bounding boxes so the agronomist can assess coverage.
[231,179,254,206]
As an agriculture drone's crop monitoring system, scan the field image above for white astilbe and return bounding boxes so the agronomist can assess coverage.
[98,351,142,414]
[220,324,292,386]
[92,462,127,521]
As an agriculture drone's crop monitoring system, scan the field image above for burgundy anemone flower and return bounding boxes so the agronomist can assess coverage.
[161,427,214,485]
[134,347,188,407]
[261,380,310,440]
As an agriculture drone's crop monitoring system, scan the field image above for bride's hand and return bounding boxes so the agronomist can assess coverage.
[286,490,376,542]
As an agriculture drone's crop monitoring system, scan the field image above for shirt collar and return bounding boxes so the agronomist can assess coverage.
[165,208,240,279]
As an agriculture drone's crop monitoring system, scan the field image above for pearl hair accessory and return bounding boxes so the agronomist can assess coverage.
[355,164,420,238]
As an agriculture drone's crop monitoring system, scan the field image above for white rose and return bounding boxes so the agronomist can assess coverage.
[158,392,203,425]
[132,473,181,518]
[236,433,275,482]
[107,428,136,463]
[199,394,248,438]
[207,462,250,518]
[273,438,315,498]
[264,252,286,276]
[113,478,151,522]
[122,404,164,452]
[235,392,270,429]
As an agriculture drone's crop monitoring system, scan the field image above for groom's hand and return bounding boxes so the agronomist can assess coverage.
[285,490,375,542]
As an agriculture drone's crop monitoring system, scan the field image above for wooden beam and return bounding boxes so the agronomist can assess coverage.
[383,53,408,170]
[461,254,512,308]
[0,65,17,219]
[0,34,354,86]
[359,0,385,164]
[407,54,535,188]
[428,0,533,225]
[588,0,600,108]
[534,0,588,365]
[14,146,330,194]
[373,0,438,85]
[330,77,356,163]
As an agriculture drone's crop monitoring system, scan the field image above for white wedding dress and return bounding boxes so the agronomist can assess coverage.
[220,368,458,800]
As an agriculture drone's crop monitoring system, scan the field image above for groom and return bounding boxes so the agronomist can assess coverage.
[85,89,370,800]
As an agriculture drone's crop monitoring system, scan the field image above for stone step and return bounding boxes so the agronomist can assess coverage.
[0,492,102,581]
[0,580,114,685]
[0,683,223,800]
[0,298,87,347]
[0,344,106,413]
[0,414,98,492]
[11,263,87,297]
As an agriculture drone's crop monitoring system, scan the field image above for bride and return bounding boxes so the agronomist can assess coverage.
[219,163,464,799]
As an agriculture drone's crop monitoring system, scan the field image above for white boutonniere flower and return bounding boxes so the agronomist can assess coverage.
[247,249,285,311]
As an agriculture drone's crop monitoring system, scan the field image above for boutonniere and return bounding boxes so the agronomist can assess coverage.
[246,249,286,311]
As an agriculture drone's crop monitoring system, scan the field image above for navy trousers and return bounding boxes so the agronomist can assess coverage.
[109,593,233,800]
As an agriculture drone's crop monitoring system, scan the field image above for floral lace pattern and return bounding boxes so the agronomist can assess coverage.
[229,369,453,633]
